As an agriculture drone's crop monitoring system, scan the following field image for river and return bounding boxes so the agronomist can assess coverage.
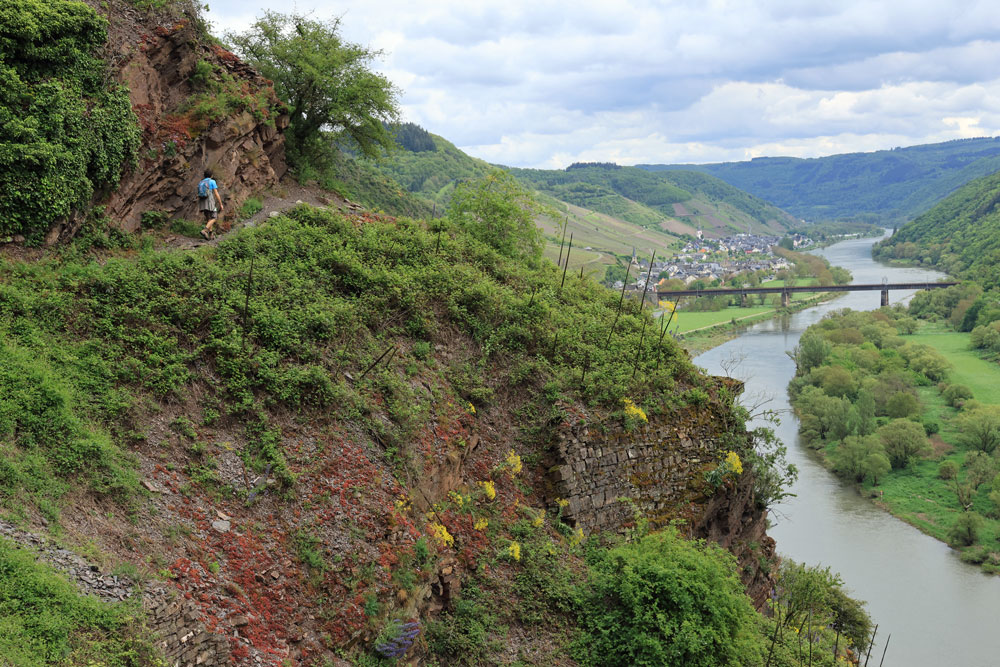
[694,233,1000,667]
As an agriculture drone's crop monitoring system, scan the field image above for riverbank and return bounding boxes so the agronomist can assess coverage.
[693,232,1000,667]
[676,291,844,356]
[789,309,1000,574]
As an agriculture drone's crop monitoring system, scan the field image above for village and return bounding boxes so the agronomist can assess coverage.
[611,231,813,293]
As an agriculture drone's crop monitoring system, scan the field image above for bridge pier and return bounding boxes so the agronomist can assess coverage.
[881,289,889,307]
[781,290,790,308]
[741,293,748,307]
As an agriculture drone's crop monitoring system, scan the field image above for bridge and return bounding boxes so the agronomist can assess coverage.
[657,281,957,308]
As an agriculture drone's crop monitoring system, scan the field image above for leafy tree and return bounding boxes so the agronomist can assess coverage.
[886,391,920,418]
[832,435,890,485]
[955,406,1000,453]
[778,236,794,250]
[948,511,984,547]
[791,334,830,374]
[574,528,764,667]
[227,11,399,161]
[877,419,931,469]
[447,170,543,263]
[964,451,998,490]
[942,383,974,408]
[939,460,959,480]
[817,365,855,399]
[854,390,877,436]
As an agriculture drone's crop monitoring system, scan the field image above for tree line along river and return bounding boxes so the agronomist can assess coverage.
[694,232,1000,667]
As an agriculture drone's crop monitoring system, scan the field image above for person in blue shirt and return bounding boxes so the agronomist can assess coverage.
[198,169,224,239]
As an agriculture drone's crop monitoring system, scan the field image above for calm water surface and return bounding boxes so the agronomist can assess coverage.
[694,234,1000,667]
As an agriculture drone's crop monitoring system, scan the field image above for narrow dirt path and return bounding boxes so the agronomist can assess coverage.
[162,179,363,250]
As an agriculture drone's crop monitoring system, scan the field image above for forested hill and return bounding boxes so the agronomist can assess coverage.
[509,163,797,234]
[640,137,1000,223]
[873,168,1000,287]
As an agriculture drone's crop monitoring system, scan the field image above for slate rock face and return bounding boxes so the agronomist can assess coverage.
[51,1,289,242]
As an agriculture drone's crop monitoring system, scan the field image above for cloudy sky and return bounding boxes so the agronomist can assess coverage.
[205,0,1000,169]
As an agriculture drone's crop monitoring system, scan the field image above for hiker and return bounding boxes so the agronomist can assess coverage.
[198,169,224,239]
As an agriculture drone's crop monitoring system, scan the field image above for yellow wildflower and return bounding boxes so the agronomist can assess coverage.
[507,541,521,562]
[569,526,586,547]
[725,451,743,476]
[505,450,523,475]
[474,518,489,531]
[394,495,412,513]
[623,397,648,423]
[479,480,496,501]
[532,512,544,528]
[555,497,569,508]
[428,522,454,548]
[448,490,466,508]
[467,402,476,415]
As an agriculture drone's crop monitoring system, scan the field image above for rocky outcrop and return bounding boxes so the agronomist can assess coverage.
[68,0,287,239]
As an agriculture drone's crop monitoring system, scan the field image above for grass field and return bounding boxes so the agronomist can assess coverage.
[671,306,776,333]
[908,323,1000,404]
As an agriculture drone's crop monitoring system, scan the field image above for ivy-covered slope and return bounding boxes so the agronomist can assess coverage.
[0,0,140,240]
[642,137,1000,223]
[873,168,1000,287]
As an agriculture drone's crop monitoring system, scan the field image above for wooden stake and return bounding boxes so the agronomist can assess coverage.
[360,345,397,379]
[604,262,632,350]
[560,233,573,291]
[863,624,878,667]
[556,217,568,267]
[878,634,890,667]
[637,249,656,312]
[632,316,648,379]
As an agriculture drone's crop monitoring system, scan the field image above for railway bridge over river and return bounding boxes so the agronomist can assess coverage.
[657,281,957,308]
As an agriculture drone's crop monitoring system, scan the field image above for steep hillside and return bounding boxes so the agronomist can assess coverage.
[0,0,290,243]
[642,137,1000,223]
[0,201,796,665]
[873,168,1000,286]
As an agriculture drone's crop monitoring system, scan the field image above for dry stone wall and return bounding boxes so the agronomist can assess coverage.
[551,395,737,533]
[548,378,776,608]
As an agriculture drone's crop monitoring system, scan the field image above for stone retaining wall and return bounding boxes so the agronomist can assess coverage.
[550,382,743,534]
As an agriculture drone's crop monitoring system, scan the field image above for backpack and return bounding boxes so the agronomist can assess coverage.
[198,178,211,199]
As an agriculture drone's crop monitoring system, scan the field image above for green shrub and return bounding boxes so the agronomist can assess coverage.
[0,538,157,666]
[938,460,959,480]
[948,511,984,547]
[169,219,204,238]
[574,528,763,667]
[238,197,263,219]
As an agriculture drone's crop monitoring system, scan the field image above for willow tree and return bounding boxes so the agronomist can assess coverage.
[227,12,399,162]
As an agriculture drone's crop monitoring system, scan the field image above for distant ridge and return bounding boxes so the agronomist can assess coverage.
[639,137,1000,223]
